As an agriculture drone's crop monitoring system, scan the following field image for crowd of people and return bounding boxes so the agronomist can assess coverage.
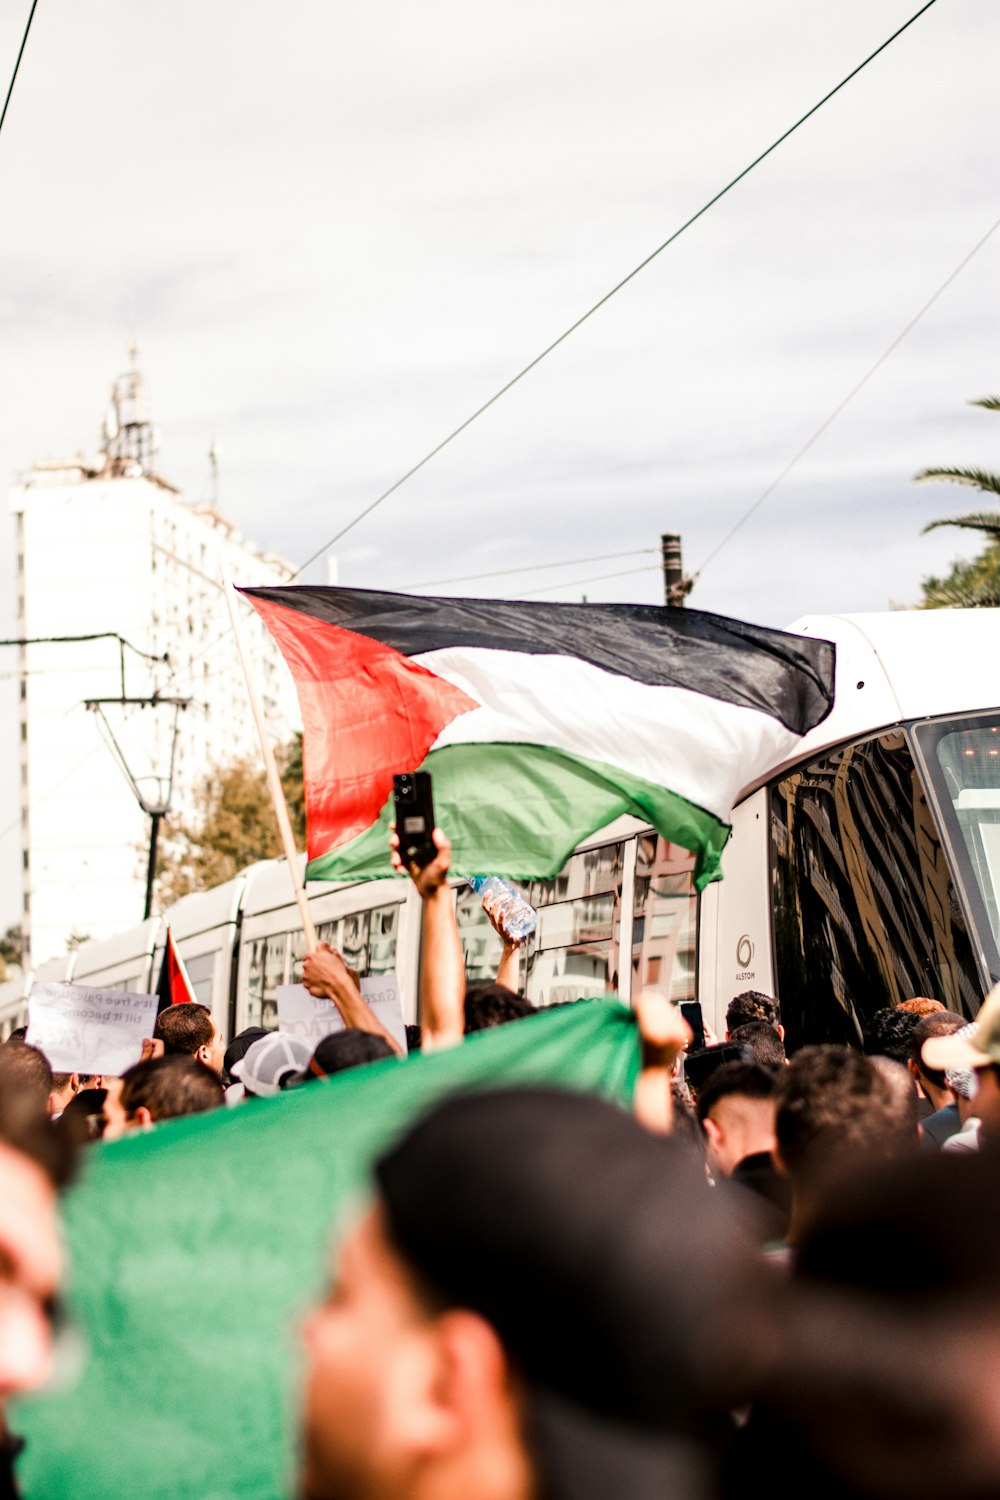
[2,820,1000,1499]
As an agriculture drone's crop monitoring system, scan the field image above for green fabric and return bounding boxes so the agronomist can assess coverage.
[13,1000,641,1500]
[306,740,730,892]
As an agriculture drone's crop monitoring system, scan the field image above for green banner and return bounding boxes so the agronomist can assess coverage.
[14,999,640,1500]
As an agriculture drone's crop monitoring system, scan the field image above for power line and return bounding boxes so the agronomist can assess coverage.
[520,563,662,597]
[694,205,1000,581]
[0,0,39,141]
[293,0,940,579]
[412,547,656,590]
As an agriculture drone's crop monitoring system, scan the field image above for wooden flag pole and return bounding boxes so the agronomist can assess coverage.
[223,578,318,952]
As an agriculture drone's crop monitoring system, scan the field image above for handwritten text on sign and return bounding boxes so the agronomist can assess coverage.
[27,982,160,1076]
[276,973,407,1054]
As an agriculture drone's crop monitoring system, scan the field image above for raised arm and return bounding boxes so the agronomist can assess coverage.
[390,825,465,1050]
[301,944,403,1056]
[632,988,693,1135]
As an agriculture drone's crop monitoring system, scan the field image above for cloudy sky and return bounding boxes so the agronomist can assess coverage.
[0,0,997,928]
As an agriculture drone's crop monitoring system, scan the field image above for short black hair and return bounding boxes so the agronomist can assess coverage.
[910,1011,966,1090]
[696,1062,778,1124]
[154,1003,215,1056]
[308,1029,395,1078]
[120,1055,222,1123]
[776,1046,913,1180]
[863,1007,921,1065]
[464,983,535,1034]
[727,990,780,1032]
[0,1050,78,1187]
[729,1021,786,1069]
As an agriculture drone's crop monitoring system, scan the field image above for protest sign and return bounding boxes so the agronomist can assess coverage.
[26,982,159,1077]
[276,972,407,1053]
[14,998,639,1500]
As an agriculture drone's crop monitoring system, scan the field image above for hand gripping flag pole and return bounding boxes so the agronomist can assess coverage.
[223,577,318,952]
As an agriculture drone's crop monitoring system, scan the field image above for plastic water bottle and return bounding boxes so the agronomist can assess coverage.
[468,876,538,943]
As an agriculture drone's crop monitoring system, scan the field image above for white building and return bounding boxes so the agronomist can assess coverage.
[9,350,300,966]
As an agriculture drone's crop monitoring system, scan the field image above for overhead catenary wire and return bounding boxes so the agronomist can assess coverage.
[693,205,1000,582]
[161,0,942,700]
[412,547,657,590]
[292,0,940,579]
[0,0,39,142]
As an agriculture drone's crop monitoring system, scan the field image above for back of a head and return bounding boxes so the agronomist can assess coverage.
[309,1029,395,1078]
[154,1003,214,1057]
[223,1026,270,1085]
[863,1007,921,1065]
[0,1050,77,1187]
[695,1062,777,1125]
[776,1046,914,1185]
[757,1152,1000,1500]
[911,1010,966,1090]
[726,990,780,1033]
[120,1054,222,1124]
[897,996,946,1018]
[0,1039,53,1107]
[376,1088,769,1450]
[728,1021,786,1069]
[463,983,535,1034]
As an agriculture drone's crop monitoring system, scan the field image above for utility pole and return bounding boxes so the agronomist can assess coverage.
[660,533,693,608]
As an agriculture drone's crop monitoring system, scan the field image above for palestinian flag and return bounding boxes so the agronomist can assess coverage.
[155,928,197,1012]
[241,586,834,890]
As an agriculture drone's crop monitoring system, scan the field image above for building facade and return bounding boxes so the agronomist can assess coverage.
[9,352,300,966]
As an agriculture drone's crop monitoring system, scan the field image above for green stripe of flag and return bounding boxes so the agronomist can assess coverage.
[306,740,730,891]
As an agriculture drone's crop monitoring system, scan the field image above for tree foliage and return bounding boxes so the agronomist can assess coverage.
[156,735,306,909]
[916,396,1000,609]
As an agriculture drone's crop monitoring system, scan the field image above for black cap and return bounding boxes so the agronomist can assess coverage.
[376,1087,767,1500]
[223,1026,269,1086]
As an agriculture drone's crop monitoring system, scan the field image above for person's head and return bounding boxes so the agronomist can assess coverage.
[307,1030,396,1080]
[0,1039,53,1108]
[222,1026,270,1088]
[102,1055,222,1139]
[153,1003,225,1075]
[230,1032,312,1099]
[923,985,1000,1139]
[909,1010,966,1105]
[863,1006,922,1066]
[301,1088,770,1500]
[758,1152,1000,1500]
[897,996,946,1018]
[728,1021,786,1069]
[463,984,535,1034]
[726,990,781,1037]
[0,1050,78,1403]
[696,1062,778,1178]
[775,1046,916,1215]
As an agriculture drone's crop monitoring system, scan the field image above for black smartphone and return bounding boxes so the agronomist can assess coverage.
[393,771,437,869]
[683,1041,748,1094]
[679,1000,705,1052]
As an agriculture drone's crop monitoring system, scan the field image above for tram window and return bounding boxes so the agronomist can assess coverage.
[246,933,288,1030]
[291,905,402,983]
[770,731,980,1052]
[631,836,697,1003]
[182,951,216,1006]
[522,842,625,1008]
[456,886,508,986]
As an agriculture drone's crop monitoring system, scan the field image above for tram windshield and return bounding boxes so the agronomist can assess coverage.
[914,712,1000,987]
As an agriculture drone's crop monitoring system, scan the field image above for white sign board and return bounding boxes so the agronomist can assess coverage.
[276,973,407,1054]
[26,982,160,1077]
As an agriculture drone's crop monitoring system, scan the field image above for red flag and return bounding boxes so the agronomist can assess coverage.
[155,928,197,1012]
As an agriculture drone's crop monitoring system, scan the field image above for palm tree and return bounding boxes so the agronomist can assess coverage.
[915,396,1000,608]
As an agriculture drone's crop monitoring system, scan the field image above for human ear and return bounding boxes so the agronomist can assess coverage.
[409,1311,514,1459]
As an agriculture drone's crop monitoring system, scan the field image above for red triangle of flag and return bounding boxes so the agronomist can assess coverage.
[246,594,478,855]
